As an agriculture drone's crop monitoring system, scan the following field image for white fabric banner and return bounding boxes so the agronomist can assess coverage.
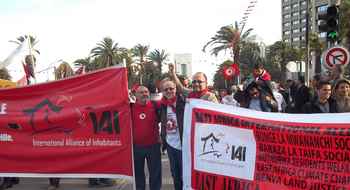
[183,99,350,190]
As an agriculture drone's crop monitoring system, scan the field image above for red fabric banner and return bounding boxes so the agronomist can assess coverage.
[183,99,350,190]
[0,67,133,179]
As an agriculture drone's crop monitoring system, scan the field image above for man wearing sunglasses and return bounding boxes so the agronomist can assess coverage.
[168,64,218,103]
[159,80,186,190]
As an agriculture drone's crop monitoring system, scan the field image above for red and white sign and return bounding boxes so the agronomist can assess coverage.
[222,66,234,80]
[323,46,350,69]
[0,67,133,179]
[183,99,350,190]
[222,64,240,80]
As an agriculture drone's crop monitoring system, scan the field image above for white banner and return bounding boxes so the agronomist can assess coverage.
[183,99,350,190]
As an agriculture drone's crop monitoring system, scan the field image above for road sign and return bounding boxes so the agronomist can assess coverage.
[322,46,350,69]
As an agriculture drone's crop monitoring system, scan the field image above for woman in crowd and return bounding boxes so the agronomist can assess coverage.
[333,79,350,113]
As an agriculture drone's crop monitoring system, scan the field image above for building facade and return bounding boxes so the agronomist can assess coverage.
[174,53,192,78]
[281,0,328,47]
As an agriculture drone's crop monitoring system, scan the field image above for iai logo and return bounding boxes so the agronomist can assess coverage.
[0,133,13,142]
[194,123,256,180]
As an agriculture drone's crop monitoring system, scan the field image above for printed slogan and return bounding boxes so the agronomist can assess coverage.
[183,100,350,190]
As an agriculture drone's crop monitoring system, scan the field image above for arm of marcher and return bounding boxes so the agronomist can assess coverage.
[265,95,278,111]
[168,63,191,94]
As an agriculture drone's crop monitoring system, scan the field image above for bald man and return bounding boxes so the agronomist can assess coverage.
[131,86,162,190]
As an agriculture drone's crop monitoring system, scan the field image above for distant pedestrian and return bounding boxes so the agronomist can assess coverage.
[333,79,350,112]
[302,81,338,113]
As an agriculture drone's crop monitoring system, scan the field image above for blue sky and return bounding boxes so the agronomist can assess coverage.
[0,0,281,82]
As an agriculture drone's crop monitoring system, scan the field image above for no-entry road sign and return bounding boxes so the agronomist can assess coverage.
[322,46,350,69]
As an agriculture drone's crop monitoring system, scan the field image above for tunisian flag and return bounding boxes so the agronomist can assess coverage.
[0,66,133,179]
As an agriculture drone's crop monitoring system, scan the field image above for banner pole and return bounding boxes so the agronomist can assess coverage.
[129,104,136,190]
[122,58,127,68]
[27,35,37,84]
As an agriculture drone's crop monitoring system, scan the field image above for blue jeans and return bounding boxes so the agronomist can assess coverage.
[133,143,162,190]
[166,145,182,190]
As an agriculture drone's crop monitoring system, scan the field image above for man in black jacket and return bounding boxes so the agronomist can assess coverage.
[302,80,338,113]
[160,80,185,190]
[242,81,278,112]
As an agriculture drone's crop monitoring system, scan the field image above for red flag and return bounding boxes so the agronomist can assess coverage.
[222,64,240,80]
[0,67,133,178]
[231,63,240,76]
[22,63,30,79]
[222,66,234,80]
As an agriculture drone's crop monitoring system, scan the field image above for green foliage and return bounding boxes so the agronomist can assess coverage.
[265,41,299,81]
[340,0,350,49]
[91,37,127,68]
[10,35,40,55]
[203,21,254,65]
[132,44,150,63]
[148,49,169,75]
[239,42,262,77]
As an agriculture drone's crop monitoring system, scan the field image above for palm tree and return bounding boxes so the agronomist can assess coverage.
[132,44,149,63]
[239,42,262,77]
[54,62,74,80]
[10,35,40,79]
[266,41,299,81]
[91,37,123,68]
[148,49,169,75]
[339,0,350,49]
[203,21,254,66]
[10,35,40,55]
[131,44,150,85]
[74,57,98,72]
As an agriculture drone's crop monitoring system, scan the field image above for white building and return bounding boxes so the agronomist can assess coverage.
[174,53,192,78]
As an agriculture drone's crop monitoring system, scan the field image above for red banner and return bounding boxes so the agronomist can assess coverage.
[183,99,350,190]
[0,67,133,179]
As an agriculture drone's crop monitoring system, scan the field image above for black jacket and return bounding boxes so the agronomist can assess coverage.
[242,81,278,112]
[160,95,186,146]
[302,98,338,113]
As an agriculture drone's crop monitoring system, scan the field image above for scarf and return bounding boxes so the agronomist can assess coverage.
[161,96,177,113]
[188,89,209,99]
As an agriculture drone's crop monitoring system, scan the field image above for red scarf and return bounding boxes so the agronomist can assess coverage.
[188,89,209,99]
[161,96,177,112]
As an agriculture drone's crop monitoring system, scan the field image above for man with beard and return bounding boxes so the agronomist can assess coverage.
[131,86,162,190]
[168,64,218,103]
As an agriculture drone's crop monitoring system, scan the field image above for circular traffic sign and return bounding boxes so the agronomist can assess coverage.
[323,46,350,69]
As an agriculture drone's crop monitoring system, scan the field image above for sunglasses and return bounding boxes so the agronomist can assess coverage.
[192,80,205,84]
[164,87,175,91]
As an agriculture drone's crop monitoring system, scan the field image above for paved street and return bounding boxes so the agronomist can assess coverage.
[9,154,174,190]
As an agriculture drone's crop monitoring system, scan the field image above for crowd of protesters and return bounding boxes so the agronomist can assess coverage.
[1,62,349,190]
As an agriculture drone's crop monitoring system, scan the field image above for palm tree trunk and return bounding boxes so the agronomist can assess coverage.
[158,63,162,76]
